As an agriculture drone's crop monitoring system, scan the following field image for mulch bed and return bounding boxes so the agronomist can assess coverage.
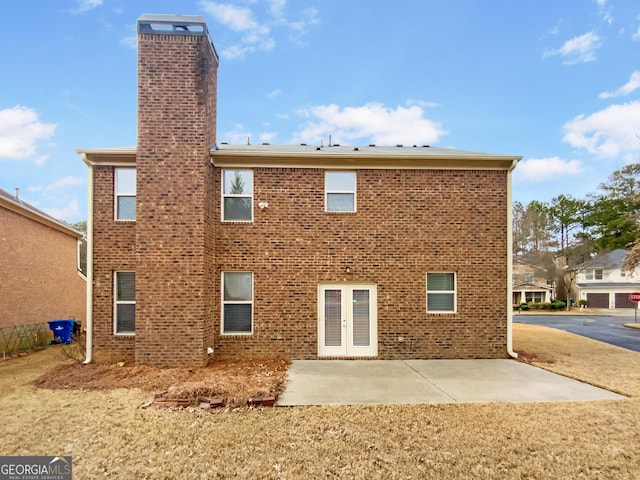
[35,357,290,409]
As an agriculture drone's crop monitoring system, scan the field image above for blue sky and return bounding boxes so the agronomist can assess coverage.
[1,0,639,223]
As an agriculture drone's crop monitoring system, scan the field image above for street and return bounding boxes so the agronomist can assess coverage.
[515,312,640,353]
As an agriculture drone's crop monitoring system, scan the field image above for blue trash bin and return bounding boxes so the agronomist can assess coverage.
[48,319,75,344]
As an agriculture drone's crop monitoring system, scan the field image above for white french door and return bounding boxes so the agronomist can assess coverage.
[318,284,377,357]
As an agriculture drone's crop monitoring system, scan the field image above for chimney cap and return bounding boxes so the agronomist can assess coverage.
[137,14,208,35]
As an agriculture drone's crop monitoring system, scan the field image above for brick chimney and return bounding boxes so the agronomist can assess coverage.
[135,14,218,366]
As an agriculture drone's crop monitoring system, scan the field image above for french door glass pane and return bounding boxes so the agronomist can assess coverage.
[352,289,370,347]
[324,289,342,346]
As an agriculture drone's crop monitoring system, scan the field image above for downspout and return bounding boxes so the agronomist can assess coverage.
[506,158,520,358]
[82,155,94,364]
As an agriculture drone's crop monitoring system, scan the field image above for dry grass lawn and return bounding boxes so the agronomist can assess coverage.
[1,324,640,479]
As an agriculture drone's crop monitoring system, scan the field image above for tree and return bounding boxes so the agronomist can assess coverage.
[512,201,553,254]
[583,163,640,251]
[547,194,587,252]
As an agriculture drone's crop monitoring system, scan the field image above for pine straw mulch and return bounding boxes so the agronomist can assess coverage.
[34,356,290,409]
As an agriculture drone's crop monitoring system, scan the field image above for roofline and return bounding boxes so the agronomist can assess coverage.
[0,193,83,239]
[211,151,520,170]
[77,146,521,170]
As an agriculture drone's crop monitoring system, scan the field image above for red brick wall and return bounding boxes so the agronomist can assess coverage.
[213,167,509,360]
[91,165,136,363]
[0,207,85,332]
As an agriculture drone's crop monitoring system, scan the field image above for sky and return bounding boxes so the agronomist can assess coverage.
[1,0,639,223]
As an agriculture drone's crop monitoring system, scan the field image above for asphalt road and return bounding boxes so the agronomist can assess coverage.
[515,312,640,353]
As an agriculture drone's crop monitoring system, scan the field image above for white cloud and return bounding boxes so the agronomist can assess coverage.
[267,89,282,99]
[563,101,640,162]
[221,124,252,144]
[70,0,103,15]
[633,25,640,41]
[599,71,640,98]
[199,0,319,59]
[293,102,446,146]
[0,106,56,160]
[27,176,85,196]
[515,157,583,182]
[43,199,82,223]
[543,31,601,64]
[595,0,613,25]
[120,35,137,50]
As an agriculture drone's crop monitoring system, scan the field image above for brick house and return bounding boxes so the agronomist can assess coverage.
[0,187,86,332]
[78,14,521,367]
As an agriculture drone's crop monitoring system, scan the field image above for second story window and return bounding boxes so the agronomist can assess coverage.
[115,168,136,221]
[586,269,604,280]
[222,170,253,221]
[325,171,356,212]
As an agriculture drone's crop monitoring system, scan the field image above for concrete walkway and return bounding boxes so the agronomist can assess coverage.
[276,359,625,406]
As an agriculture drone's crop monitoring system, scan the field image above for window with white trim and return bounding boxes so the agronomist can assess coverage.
[222,170,253,221]
[325,171,356,212]
[426,272,456,313]
[222,272,253,334]
[586,269,604,280]
[114,271,135,334]
[115,168,136,220]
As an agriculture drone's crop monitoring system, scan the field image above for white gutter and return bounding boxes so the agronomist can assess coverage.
[506,158,520,358]
[82,155,94,364]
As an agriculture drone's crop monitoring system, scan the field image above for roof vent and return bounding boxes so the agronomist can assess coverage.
[262,142,270,145]
[353,147,359,151]
[422,145,430,148]
[396,144,403,147]
[369,144,376,147]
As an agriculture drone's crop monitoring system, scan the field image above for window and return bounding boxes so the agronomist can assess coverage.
[325,171,356,212]
[586,269,604,280]
[222,272,253,334]
[523,272,535,284]
[426,272,456,313]
[222,170,253,221]
[115,168,136,220]
[114,272,135,335]
[525,292,543,303]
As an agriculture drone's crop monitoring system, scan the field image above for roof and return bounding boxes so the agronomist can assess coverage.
[573,249,629,270]
[577,282,640,288]
[78,144,521,170]
[0,187,83,238]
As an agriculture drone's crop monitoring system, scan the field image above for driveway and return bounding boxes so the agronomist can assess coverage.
[276,359,624,406]
[515,311,640,352]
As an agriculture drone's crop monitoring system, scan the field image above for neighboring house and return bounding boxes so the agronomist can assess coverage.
[569,249,640,309]
[0,187,86,333]
[512,257,555,305]
[77,14,521,367]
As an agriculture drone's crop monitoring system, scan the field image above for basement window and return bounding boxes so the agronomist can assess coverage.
[222,272,253,334]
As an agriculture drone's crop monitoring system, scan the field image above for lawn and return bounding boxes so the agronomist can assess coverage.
[1,324,639,479]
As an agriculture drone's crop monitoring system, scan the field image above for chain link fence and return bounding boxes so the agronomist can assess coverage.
[1,322,50,357]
